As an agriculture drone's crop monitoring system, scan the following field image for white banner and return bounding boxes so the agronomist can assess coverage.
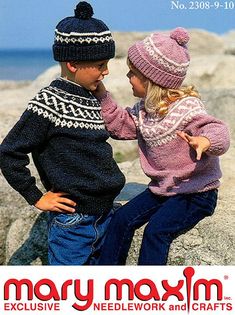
[0,266,234,315]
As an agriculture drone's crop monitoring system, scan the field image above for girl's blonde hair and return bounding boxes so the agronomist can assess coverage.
[127,58,200,116]
[145,81,200,116]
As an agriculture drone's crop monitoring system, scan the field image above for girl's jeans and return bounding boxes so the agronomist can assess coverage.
[98,188,218,265]
[48,208,114,265]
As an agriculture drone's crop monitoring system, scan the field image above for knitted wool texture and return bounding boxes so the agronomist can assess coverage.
[53,1,115,61]
[128,27,190,88]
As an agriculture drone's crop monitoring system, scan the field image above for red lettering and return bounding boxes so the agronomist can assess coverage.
[72,279,94,311]
[161,280,184,301]
[193,279,223,300]
[4,279,34,300]
[34,279,60,301]
[105,279,135,300]
[134,279,160,301]
[61,279,73,299]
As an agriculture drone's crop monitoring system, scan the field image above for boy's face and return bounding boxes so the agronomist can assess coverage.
[72,60,109,91]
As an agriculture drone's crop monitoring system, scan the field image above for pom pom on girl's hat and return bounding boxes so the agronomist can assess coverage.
[53,1,115,62]
[128,27,190,89]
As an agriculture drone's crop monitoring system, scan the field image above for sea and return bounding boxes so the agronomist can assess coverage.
[0,49,56,81]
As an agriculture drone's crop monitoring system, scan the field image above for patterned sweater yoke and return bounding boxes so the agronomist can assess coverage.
[28,78,106,131]
[134,96,208,148]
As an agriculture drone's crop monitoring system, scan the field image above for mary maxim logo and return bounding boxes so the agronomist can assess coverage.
[2,267,233,313]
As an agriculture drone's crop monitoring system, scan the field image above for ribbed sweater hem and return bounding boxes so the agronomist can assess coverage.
[73,197,116,215]
[149,180,220,196]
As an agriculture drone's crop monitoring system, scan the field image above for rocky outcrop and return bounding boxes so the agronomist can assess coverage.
[222,30,235,55]
[0,29,234,265]
[113,29,226,58]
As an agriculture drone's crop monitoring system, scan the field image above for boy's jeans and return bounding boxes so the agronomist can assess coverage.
[48,208,114,265]
[98,188,218,265]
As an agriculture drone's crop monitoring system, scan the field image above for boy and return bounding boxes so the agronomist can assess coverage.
[0,2,125,265]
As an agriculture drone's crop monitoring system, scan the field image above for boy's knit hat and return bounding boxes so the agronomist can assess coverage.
[128,27,190,89]
[53,1,115,62]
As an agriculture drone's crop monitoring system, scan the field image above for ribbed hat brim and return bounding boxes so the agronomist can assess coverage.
[53,42,115,61]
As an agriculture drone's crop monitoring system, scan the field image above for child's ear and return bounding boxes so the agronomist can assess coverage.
[66,61,78,73]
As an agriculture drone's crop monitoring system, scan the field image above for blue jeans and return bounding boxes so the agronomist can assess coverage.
[98,189,218,265]
[48,209,114,265]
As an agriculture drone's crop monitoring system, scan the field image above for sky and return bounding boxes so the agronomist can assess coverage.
[0,0,234,49]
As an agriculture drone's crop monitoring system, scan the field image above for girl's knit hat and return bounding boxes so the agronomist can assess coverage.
[53,1,115,62]
[128,27,190,89]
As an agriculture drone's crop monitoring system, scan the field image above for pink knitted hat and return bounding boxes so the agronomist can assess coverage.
[128,27,190,89]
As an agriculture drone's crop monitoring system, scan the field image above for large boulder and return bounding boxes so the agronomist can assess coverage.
[113,29,225,59]
[113,32,149,58]
[185,55,235,90]
[222,30,235,55]
[5,209,48,265]
[188,29,225,56]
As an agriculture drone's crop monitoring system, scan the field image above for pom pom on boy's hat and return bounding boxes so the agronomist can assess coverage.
[53,1,115,62]
[128,27,190,89]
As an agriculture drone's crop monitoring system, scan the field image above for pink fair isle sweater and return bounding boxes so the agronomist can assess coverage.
[100,93,230,196]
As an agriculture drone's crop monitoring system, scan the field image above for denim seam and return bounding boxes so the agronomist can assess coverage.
[90,215,103,257]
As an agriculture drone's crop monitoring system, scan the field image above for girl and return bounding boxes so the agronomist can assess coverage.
[94,27,230,265]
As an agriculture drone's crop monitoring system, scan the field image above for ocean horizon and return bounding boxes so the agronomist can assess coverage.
[0,49,56,81]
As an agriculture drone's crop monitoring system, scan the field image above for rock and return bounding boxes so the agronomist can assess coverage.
[222,30,235,55]
[188,29,225,56]
[113,32,149,58]
[201,89,235,144]
[0,207,11,265]
[5,209,48,265]
[0,80,30,90]
[185,55,235,90]
[30,65,60,91]
[113,29,225,59]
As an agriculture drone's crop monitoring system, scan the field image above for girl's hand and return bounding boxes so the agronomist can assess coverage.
[177,131,211,160]
[35,191,76,213]
[92,81,107,99]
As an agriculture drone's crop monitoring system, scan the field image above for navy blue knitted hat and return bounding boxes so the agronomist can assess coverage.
[53,1,115,61]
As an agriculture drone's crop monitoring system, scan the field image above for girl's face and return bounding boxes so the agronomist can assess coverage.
[126,66,147,98]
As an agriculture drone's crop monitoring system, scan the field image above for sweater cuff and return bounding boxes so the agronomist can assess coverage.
[95,90,109,102]
[200,133,223,156]
[20,186,43,206]
[99,92,116,112]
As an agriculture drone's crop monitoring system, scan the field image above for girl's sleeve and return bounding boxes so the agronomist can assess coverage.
[99,92,139,140]
[185,113,230,156]
[0,109,50,205]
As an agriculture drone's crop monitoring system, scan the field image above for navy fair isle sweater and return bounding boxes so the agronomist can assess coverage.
[0,77,125,215]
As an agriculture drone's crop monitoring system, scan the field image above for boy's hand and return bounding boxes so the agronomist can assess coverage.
[177,131,211,160]
[92,81,107,99]
[35,191,76,213]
